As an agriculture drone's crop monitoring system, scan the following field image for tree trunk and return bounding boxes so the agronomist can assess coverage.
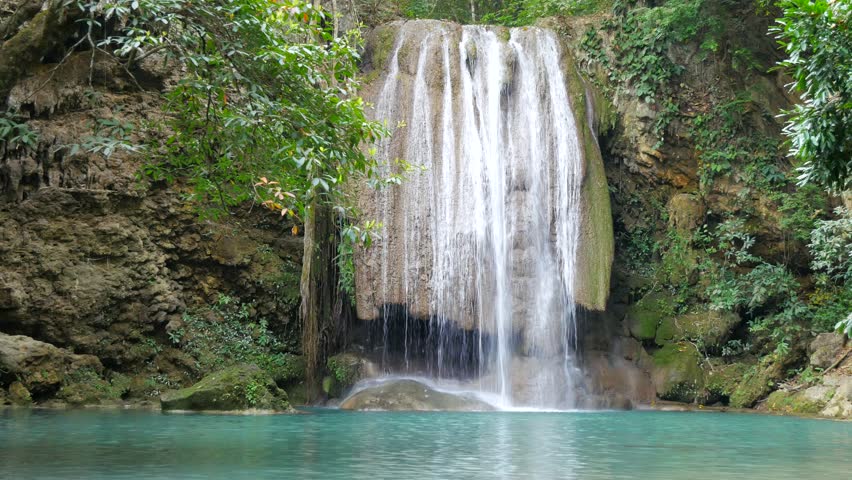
[299,201,339,401]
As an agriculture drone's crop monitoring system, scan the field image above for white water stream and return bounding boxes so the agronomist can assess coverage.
[365,21,585,409]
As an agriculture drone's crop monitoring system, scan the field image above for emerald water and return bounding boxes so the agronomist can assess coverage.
[1,409,850,479]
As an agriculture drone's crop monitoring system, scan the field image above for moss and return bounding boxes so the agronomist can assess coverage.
[369,24,400,72]
[8,381,32,405]
[652,343,705,403]
[57,370,130,405]
[765,389,829,415]
[626,292,675,341]
[705,362,749,400]
[324,353,365,398]
[562,50,614,311]
[0,3,80,98]
[729,360,783,408]
[160,364,291,411]
[675,311,741,349]
[655,310,741,349]
[655,317,677,345]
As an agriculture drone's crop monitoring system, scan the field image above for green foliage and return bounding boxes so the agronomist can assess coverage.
[336,219,381,303]
[177,294,302,380]
[700,218,806,355]
[690,93,786,191]
[836,313,852,338]
[809,285,852,334]
[85,0,386,219]
[777,184,828,242]
[0,111,38,152]
[244,380,262,406]
[773,0,852,191]
[809,207,852,284]
[482,0,611,25]
[59,368,131,404]
[69,118,141,158]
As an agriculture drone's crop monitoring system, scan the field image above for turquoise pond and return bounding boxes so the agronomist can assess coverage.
[1,408,850,479]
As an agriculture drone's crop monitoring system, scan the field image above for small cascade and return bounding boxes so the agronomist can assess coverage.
[359,21,588,409]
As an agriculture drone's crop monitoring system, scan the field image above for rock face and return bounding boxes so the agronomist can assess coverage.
[0,50,303,404]
[0,333,102,397]
[339,379,494,411]
[355,20,613,329]
[808,333,847,369]
[764,374,852,418]
[160,364,291,412]
[349,18,613,409]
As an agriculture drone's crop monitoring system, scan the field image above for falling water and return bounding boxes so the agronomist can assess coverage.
[361,21,586,409]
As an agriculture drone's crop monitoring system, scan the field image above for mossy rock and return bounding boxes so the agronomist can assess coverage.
[626,292,675,341]
[765,388,831,415]
[8,381,32,405]
[160,364,291,412]
[705,361,750,401]
[367,23,401,72]
[266,354,306,385]
[324,353,368,398]
[656,310,741,349]
[651,343,705,403]
[729,360,784,409]
[57,369,130,406]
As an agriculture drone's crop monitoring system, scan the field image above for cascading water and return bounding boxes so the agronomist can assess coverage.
[359,21,587,409]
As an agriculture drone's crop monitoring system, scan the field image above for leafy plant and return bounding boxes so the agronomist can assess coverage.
[0,112,38,151]
[244,380,262,406]
[773,0,852,191]
[82,0,387,219]
[809,207,852,284]
[178,296,302,380]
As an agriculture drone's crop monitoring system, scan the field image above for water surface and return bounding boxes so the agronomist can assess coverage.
[1,408,850,479]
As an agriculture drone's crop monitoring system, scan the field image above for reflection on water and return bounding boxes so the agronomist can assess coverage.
[1,408,850,479]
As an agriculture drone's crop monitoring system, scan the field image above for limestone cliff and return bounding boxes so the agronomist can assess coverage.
[0,50,304,405]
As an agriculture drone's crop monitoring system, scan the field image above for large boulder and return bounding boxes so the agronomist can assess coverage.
[808,333,846,369]
[821,375,852,418]
[339,379,495,411]
[625,292,673,341]
[651,343,705,403]
[729,360,784,408]
[765,385,833,416]
[323,352,379,398]
[160,364,291,412]
[0,333,102,396]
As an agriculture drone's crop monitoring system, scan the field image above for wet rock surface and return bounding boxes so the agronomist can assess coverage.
[340,379,495,411]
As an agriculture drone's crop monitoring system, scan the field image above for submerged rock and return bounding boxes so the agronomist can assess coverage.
[339,379,495,411]
[160,364,291,412]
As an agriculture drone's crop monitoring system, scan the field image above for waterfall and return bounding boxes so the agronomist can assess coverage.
[360,21,586,409]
